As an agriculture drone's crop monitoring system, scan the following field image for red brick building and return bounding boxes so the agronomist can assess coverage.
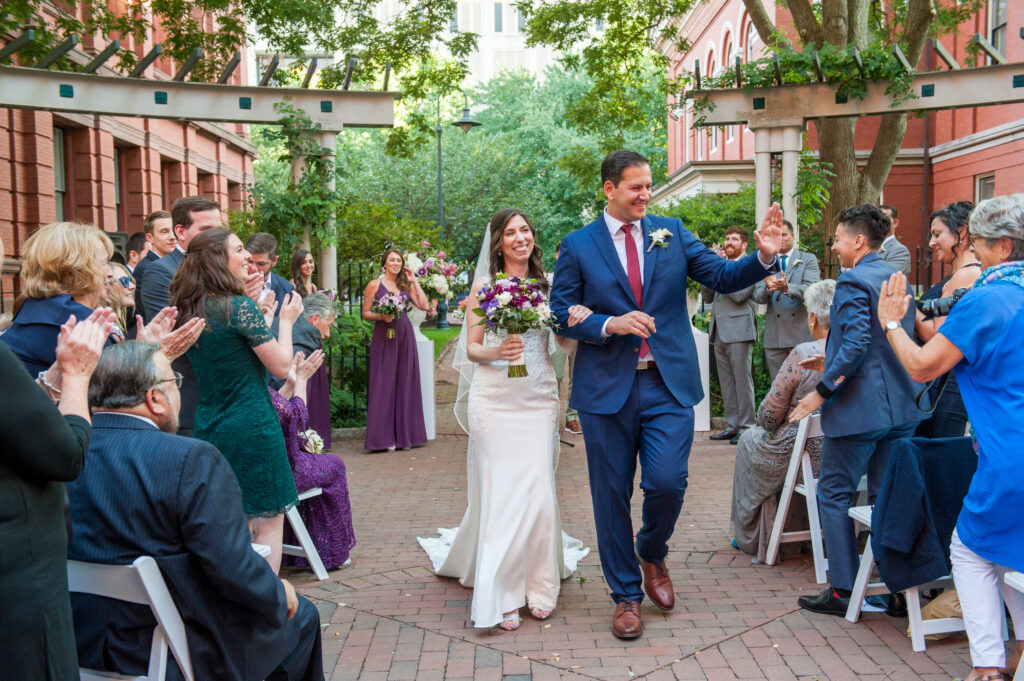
[1,5,255,308]
[655,0,1022,284]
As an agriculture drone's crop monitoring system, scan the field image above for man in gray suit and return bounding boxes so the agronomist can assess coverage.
[701,226,757,444]
[879,204,911,276]
[753,220,821,378]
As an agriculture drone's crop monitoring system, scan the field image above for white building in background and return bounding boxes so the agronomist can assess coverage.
[248,1,598,88]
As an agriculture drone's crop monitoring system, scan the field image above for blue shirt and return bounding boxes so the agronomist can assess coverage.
[0,295,114,376]
[938,281,1024,570]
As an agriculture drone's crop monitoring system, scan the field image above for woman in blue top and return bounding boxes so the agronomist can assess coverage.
[1,222,116,374]
[878,193,1024,681]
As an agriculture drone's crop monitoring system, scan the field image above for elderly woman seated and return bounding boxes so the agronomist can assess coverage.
[731,278,835,562]
[877,194,1024,681]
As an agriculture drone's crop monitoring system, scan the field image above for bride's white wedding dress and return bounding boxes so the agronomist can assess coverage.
[418,327,589,628]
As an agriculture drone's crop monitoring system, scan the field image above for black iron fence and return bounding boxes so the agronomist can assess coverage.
[326,260,377,427]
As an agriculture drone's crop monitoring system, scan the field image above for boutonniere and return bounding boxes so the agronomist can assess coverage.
[791,259,803,266]
[646,228,672,253]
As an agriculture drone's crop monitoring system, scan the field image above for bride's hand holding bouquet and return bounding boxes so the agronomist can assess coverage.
[472,273,556,378]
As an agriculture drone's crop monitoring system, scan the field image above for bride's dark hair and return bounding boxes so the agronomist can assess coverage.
[486,209,548,293]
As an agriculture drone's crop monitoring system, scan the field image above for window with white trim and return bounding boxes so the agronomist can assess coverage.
[53,127,67,222]
[989,0,1007,62]
[976,173,996,202]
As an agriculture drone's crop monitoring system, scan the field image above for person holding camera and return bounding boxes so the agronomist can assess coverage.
[912,201,982,438]
[878,193,1024,681]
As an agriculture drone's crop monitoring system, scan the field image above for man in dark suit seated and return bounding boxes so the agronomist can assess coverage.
[246,232,296,319]
[788,205,923,616]
[67,341,324,681]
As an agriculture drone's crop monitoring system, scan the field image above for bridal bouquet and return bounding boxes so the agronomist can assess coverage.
[472,274,555,378]
[407,242,459,302]
[370,292,409,339]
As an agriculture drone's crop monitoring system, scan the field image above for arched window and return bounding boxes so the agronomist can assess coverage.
[745,21,760,62]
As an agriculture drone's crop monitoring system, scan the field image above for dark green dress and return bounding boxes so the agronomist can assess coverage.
[187,296,297,517]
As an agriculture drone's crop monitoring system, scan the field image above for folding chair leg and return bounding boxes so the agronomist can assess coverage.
[906,588,927,652]
[285,506,329,580]
[845,541,875,623]
[801,454,828,584]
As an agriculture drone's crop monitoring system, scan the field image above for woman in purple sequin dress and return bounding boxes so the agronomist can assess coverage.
[361,248,431,451]
[271,350,356,570]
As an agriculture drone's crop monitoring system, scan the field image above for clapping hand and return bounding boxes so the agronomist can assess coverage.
[878,272,912,328]
[244,264,264,301]
[53,308,116,383]
[296,349,325,380]
[137,306,205,361]
[754,202,784,261]
[279,292,304,324]
[260,290,279,326]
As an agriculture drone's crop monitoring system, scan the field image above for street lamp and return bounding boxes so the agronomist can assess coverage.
[435,90,481,330]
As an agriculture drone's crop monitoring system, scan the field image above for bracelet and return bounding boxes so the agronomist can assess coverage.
[37,370,62,396]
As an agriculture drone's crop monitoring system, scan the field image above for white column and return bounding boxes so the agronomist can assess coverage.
[754,128,772,228]
[781,126,802,241]
[289,155,312,251]
[316,130,339,292]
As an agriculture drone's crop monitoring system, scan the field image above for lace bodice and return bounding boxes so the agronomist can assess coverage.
[468,327,557,425]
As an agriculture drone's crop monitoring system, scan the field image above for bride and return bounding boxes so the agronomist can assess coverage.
[418,209,590,630]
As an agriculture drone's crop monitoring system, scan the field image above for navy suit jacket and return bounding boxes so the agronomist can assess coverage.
[132,250,160,319]
[0,295,115,375]
[66,414,299,681]
[550,213,776,414]
[820,252,924,437]
[268,315,321,390]
[139,249,199,431]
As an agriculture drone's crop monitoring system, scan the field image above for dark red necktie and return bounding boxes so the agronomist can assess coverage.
[621,224,650,358]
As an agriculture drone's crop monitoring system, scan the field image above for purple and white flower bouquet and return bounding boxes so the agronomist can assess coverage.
[370,291,410,339]
[408,241,460,302]
[472,273,555,378]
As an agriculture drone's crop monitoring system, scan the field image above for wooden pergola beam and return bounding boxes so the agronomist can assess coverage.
[690,61,1024,128]
[0,64,395,129]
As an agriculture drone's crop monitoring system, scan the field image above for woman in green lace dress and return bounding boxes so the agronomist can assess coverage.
[170,228,305,573]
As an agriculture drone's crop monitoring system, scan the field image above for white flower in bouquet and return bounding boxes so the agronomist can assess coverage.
[535,302,552,322]
[299,429,324,453]
[429,273,450,297]
[405,252,424,272]
[496,291,513,306]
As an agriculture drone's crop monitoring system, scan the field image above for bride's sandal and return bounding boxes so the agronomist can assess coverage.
[953,673,1004,681]
[529,607,552,620]
[498,611,521,631]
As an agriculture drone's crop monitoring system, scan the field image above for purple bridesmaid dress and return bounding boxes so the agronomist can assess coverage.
[305,362,332,450]
[271,388,356,570]
[364,284,427,450]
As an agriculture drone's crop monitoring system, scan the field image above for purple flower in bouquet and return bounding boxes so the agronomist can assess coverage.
[470,274,556,378]
[369,292,410,339]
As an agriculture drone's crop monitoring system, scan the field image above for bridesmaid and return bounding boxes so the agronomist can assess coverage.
[361,247,430,451]
[290,249,318,298]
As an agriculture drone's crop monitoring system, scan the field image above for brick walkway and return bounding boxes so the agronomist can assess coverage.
[289,344,976,681]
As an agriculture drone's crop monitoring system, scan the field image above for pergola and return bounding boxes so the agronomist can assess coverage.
[0,30,397,290]
[689,45,1024,239]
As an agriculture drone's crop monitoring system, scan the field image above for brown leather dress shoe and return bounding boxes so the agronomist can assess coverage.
[612,601,643,639]
[638,555,675,611]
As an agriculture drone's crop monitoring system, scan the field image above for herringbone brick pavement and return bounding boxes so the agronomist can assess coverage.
[289,341,983,680]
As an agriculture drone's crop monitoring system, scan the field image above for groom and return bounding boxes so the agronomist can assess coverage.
[550,150,783,639]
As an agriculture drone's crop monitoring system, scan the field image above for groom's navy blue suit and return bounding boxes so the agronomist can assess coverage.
[550,213,776,603]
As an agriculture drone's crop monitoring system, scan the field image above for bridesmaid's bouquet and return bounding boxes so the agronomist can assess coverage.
[472,274,555,378]
[299,429,324,453]
[370,292,409,339]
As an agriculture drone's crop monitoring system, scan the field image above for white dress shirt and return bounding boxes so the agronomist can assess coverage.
[599,210,652,360]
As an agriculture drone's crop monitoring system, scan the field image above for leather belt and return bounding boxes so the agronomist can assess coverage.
[637,360,658,371]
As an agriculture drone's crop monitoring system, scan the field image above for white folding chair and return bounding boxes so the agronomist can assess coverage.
[283,486,329,580]
[1005,572,1024,678]
[844,505,1007,652]
[67,556,195,681]
[765,413,828,583]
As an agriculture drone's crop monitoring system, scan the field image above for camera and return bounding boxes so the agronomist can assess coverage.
[917,288,969,320]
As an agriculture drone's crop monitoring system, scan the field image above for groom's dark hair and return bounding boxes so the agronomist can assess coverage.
[601,150,649,187]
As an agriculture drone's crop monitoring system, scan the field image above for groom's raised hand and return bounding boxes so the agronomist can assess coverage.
[606,311,656,338]
[754,202,784,263]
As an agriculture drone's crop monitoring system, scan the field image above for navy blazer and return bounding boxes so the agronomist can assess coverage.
[268,315,321,390]
[871,437,977,593]
[0,295,115,376]
[268,272,296,317]
[820,252,923,437]
[132,250,160,319]
[66,413,301,681]
[550,214,776,414]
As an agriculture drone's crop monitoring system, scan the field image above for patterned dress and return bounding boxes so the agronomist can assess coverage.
[187,296,298,517]
[271,388,356,570]
[731,339,826,562]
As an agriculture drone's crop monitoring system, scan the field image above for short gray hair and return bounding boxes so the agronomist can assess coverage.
[301,292,338,322]
[803,279,836,329]
[88,341,164,409]
[970,194,1024,261]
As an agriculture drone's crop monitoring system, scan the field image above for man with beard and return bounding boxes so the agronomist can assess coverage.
[66,341,324,681]
[702,226,758,444]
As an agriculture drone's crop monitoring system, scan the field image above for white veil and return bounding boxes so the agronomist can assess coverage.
[452,226,492,436]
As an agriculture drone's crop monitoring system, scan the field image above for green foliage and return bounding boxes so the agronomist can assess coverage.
[323,311,373,428]
[420,326,461,362]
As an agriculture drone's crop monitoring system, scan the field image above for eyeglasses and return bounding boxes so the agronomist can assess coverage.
[152,371,183,390]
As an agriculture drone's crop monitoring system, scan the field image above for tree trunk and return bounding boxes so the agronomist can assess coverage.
[816,117,858,274]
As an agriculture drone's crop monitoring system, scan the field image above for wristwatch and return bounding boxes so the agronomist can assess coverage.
[884,320,900,332]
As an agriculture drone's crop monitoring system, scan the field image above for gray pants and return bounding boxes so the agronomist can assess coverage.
[764,346,793,381]
[714,339,755,431]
